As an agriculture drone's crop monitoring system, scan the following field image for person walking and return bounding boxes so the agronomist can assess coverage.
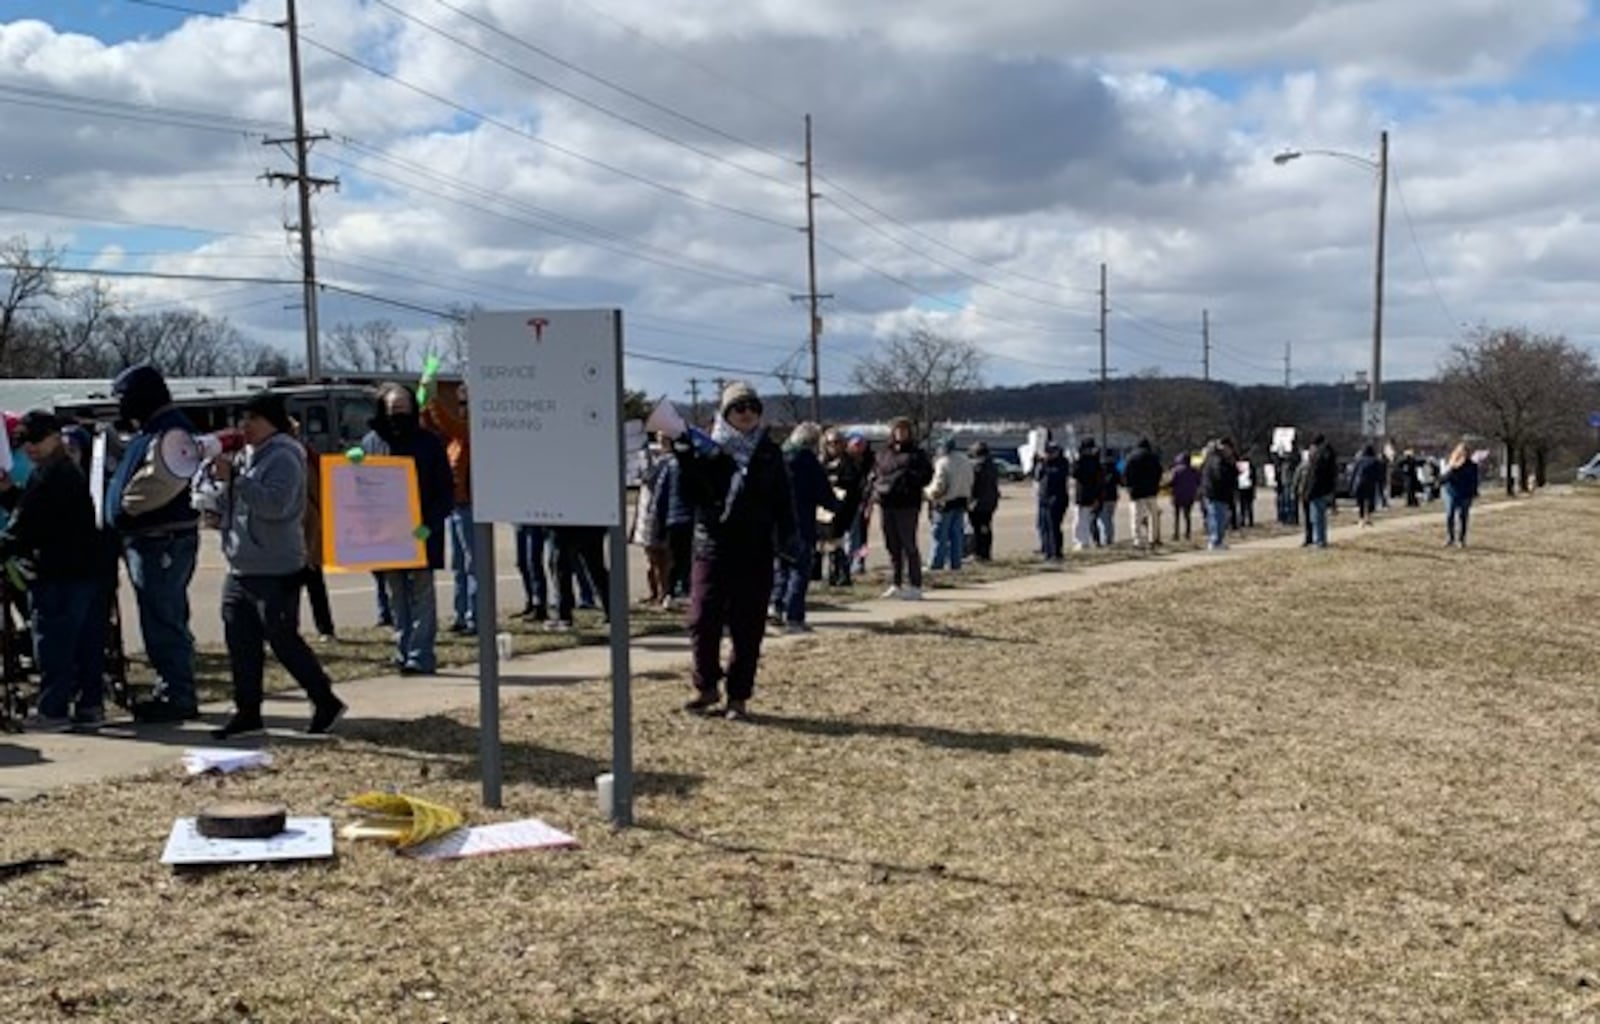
[1305,434,1339,548]
[1034,442,1070,562]
[1441,443,1479,547]
[1170,453,1200,542]
[0,412,112,731]
[925,437,973,572]
[867,418,933,600]
[105,365,203,723]
[967,442,1001,562]
[1071,439,1103,550]
[771,422,838,633]
[822,430,865,585]
[421,384,477,637]
[1199,438,1237,551]
[678,382,794,720]
[361,383,455,675]
[1350,443,1384,527]
[210,393,345,739]
[1123,437,1162,550]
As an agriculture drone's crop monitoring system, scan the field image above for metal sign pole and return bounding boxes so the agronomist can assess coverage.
[607,311,635,827]
[474,522,502,809]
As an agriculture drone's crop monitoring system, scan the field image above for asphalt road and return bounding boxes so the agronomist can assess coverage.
[120,482,1279,650]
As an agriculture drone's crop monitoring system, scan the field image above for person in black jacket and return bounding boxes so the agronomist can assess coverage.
[1199,438,1238,551]
[770,422,838,633]
[822,430,864,585]
[1123,437,1163,549]
[967,442,1001,562]
[678,382,794,721]
[1306,434,1339,548]
[1034,443,1070,561]
[0,412,111,730]
[866,418,934,599]
[1071,439,1103,550]
[361,383,456,675]
[1350,443,1384,527]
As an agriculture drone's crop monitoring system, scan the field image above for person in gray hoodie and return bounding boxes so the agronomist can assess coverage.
[208,391,345,739]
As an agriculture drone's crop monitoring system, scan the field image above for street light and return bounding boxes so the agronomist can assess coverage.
[1273,130,1390,424]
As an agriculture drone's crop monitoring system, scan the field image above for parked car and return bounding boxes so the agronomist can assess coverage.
[992,457,1027,482]
[1576,454,1600,482]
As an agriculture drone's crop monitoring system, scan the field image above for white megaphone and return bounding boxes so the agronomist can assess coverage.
[645,397,716,456]
[161,429,244,479]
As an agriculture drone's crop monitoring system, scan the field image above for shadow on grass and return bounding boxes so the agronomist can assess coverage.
[751,711,1104,758]
[847,618,1039,646]
[648,823,1203,918]
[340,714,704,796]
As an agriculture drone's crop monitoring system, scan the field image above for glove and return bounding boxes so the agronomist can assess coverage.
[413,525,431,541]
[416,353,442,407]
[4,557,35,591]
[345,447,366,463]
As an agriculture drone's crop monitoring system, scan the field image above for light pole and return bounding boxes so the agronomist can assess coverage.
[1273,130,1389,413]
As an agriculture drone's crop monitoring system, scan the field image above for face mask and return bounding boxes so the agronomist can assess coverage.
[376,411,419,441]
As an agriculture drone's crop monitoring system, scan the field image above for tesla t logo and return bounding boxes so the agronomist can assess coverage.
[527,317,550,343]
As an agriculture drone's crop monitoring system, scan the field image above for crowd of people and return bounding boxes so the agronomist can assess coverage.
[0,366,1492,731]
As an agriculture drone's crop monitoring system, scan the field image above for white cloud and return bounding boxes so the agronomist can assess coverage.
[0,0,1596,401]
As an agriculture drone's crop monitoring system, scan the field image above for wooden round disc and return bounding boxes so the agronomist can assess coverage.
[197,801,288,840]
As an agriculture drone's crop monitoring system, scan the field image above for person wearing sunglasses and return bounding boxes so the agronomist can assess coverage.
[675,381,794,721]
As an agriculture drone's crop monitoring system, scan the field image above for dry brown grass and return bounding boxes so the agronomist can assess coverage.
[3,492,1599,1022]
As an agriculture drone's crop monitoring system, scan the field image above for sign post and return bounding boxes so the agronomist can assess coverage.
[466,310,631,823]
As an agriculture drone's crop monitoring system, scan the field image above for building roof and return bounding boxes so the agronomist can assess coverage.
[0,376,275,414]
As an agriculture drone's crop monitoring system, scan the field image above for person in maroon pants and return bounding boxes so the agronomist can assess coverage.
[676,381,794,721]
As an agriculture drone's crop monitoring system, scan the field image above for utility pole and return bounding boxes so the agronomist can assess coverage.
[1371,128,1389,407]
[264,0,338,381]
[1283,342,1292,391]
[1201,308,1211,383]
[1097,262,1109,445]
[793,114,831,422]
[686,378,701,426]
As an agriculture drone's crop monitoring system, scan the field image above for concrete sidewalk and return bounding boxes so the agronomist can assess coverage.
[0,495,1527,801]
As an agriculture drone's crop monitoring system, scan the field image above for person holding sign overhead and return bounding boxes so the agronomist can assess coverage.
[676,381,794,721]
[209,393,345,739]
[361,383,455,676]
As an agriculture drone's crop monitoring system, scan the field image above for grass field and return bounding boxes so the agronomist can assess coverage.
[1,490,1592,1022]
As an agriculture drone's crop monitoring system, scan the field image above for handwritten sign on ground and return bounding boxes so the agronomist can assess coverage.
[320,455,426,572]
[161,817,334,867]
[401,819,579,861]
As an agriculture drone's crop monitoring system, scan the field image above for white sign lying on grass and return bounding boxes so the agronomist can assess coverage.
[402,819,578,861]
[161,817,334,866]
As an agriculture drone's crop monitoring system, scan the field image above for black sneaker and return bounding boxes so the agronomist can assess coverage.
[212,713,265,740]
[683,692,722,715]
[132,699,200,724]
[308,698,346,735]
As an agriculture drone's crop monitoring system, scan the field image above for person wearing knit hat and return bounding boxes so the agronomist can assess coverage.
[104,363,204,723]
[676,380,794,721]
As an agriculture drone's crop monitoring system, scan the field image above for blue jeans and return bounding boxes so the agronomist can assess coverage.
[124,530,198,710]
[380,569,438,672]
[373,572,393,626]
[1309,495,1330,547]
[770,536,813,624]
[448,503,476,628]
[930,506,966,570]
[515,524,548,611]
[1205,499,1230,548]
[1039,499,1066,559]
[32,577,108,719]
[1096,502,1117,546]
[1446,494,1472,543]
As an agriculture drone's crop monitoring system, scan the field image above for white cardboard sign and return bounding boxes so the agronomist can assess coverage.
[160,817,334,866]
[467,310,623,526]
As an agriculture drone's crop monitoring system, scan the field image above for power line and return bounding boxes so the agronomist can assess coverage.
[298,35,797,232]
[121,0,276,27]
[387,0,798,177]
[1389,163,1458,331]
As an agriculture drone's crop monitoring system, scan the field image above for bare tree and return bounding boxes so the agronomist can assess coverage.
[0,236,60,369]
[39,279,119,377]
[431,304,477,372]
[1431,326,1597,495]
[849,327,985,442]
[328,319,411,373]
[1223,385,1298,457]
[1114,374,1226,457]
